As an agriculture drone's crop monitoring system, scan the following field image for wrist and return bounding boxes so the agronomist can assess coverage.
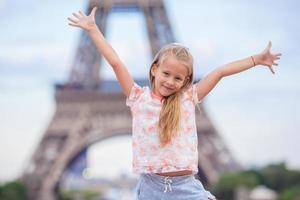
[252,54,262,66]
[86,24,98,33]
[250,56,256,67]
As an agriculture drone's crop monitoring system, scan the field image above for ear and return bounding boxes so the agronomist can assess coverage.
[151,64,158,76]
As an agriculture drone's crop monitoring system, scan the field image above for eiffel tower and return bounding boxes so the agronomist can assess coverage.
[22,0,239,199]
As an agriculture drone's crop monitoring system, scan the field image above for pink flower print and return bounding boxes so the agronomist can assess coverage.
[186,87,193,101]
[146,124,157,133]
[175,142,183,149]
[132,141,138,148]
[165,152,176,160]
[161,158,171,167]
[139,147,146,156]
[131,106,139,116]
[145,110,156,118]
[147,164,155,172]
[133,86,143,97]
[149,144,158,151]
[187,162,194,170]
[184,125,194,134]
[174,157,180,164]
[183,110,190,118]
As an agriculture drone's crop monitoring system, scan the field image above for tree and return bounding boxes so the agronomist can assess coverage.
[0,180,28,200]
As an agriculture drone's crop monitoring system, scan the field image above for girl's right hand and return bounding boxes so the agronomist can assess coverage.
[67,7,98,32]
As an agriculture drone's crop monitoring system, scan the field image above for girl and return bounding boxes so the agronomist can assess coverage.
[68,7,281,200]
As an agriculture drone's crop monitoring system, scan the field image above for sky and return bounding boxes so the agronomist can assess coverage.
[0,0,300,181]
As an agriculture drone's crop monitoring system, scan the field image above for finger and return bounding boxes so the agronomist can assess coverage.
[72,12,81,19]
[79,10,86,17]
[269,66,275,74]
[77,10,84,17]
[268,41,272,49]
[68,23,80,28]
[91,7,98,16]
[275,53,282,57]
[67,17,78,24]
[263,41,272,53]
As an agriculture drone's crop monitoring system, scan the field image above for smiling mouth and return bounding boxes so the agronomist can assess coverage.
[163,85,174,91]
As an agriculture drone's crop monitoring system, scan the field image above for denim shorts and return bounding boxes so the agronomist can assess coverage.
[134,173,216,200]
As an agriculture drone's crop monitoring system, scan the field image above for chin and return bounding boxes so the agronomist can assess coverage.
[161,91,174,97]
[159,87,176,97]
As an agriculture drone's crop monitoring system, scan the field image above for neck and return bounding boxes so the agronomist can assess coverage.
[151,90,164,101]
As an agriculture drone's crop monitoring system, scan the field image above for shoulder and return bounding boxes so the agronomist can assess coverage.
[183,84,201,104]
[126,83,150,107]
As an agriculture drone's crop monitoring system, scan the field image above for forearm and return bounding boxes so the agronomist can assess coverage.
[196,42,281,100]
[87,26,123,68]
[218,55,258,77]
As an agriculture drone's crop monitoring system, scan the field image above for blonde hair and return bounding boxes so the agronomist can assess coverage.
[149,43,194,147]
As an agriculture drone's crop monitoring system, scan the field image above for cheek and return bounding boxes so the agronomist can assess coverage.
[177,81,186,89]
[154,77,161,87]
[156,74,164,82]
[178,83,184,89]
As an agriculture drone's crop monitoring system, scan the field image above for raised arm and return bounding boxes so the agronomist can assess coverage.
[195,41,281,100]
[67,7,134,96]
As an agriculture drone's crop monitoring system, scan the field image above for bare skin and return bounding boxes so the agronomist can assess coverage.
[68,7,281,101]
[68,8,281,200]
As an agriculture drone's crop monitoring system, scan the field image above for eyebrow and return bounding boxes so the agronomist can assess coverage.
[161,68,186,78]
[163,71,185,79]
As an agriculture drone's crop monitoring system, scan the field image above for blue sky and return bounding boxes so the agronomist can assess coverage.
[0,0,300,181]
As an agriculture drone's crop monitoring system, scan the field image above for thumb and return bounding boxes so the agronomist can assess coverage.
[90,7,98,16]
[265,41,272,51]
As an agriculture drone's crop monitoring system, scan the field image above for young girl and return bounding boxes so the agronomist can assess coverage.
[68,7,281,200]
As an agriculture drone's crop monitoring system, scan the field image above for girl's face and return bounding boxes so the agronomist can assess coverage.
[151,56,189,98]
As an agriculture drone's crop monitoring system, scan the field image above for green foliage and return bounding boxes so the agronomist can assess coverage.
[59,189,102,200]
[280,185,300,200]
[212,171,259,200]
[0,180,27,200]
[259,163,300,192]
[212,162,300,200]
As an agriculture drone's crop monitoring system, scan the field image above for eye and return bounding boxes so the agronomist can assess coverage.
[175,77,183,81]
[163,72,169,76]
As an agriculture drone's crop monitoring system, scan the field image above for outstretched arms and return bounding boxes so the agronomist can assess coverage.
[195,41,282,101]
[67,7,134,96]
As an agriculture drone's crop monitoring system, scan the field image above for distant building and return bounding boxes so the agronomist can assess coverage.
[249,185,277,200]
[236,185,277,200]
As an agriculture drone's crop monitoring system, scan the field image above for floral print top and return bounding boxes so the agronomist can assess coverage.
[126,83,201,174]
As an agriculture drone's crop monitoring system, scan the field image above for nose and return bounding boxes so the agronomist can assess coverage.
[165,78,175,87]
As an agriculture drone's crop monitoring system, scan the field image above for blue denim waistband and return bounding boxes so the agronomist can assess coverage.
[140,173,195,192]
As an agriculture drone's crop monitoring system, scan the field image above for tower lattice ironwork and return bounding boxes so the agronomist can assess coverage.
[23,0,239,199]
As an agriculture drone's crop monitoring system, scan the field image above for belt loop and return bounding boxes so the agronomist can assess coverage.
[163,176,173,193]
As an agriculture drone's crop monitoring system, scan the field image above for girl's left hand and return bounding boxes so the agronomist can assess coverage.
[255,41,282,74]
